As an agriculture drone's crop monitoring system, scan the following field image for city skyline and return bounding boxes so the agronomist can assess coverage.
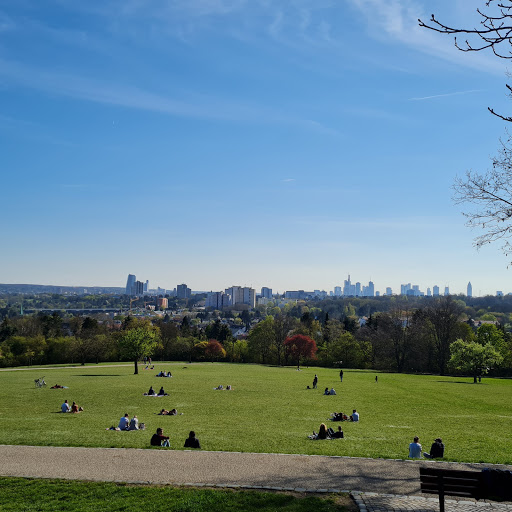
[1,1,511,296]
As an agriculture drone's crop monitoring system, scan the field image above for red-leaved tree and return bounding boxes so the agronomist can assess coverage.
[284,334,317,369]
[205,339,226,362]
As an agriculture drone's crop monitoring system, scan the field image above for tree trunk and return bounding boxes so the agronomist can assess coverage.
[134,359,138,375]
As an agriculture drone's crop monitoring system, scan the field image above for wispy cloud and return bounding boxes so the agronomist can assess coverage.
[281,178,296,182]
[347,0,507,75]
[409,89,482,101]
[0,57,340,135]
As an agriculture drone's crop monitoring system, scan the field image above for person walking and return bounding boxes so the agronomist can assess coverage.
[313,374,318,389]
[339,369,343,382]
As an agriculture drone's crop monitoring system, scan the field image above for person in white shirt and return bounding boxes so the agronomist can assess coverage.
[118,414,130,430]
[350,409,359,421]
[128,415,139,430]
[61,400,70,413]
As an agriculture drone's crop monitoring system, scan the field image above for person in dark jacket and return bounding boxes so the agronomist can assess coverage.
[184,431,201,449]
[150,428,170,447]
[424,438,444,458]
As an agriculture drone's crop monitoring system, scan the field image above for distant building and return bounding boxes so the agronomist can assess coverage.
[177,284,191,299]
[206,292,231,308]
[444,286,450,296]
[225,286,255,308]
[385,287,392,296]
[334,286,342,297]
[427,287,431,297]
[125,274,136,295]
[157,297,168,309]
[133,280,144,296]
[343,275,356,296]
[497,290,504,296]
[143,280,149,293]
[467,282,472,297]
[261,287,272,299]
[285,290,307,300]
[433,285,440,297]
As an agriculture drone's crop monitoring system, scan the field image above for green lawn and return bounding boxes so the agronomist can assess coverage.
[1,363,510,464]
[0,478,353,511]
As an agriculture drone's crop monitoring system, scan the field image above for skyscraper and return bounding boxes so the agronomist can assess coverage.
[467,282,472,298]
[444,286,450,296]
[433,285,439,297]
[125,274,136,295]
[177,284,191,299]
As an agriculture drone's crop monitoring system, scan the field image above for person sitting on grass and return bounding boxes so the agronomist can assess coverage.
[157,371,164,377]
[329,388,336,395]
[332,412,345,421]
[184,431,201,449]
[350,409,359,422]
[118,413,130,430]
[166,371,172,377]
[424,438,444,459]
[61,400,70,413]
[330,426,344,438]
[150,428,170,447]
[157,386,168,396]
[128,415,139,430]
[147,386,156,396]
[324,387,330,395]
[314,423,329,440]
[71,402,83,413]
[408,436,422,458]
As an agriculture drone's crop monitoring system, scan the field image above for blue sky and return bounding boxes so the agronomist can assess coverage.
[1,0,511,296]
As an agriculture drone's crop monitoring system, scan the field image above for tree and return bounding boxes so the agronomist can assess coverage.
[247,317,275,364]
[205,339,226,362]
[450,339,503,382]
[420,2,512,262]
[422,297,464,375]
[284,334,317,369]
[118,326,159,375]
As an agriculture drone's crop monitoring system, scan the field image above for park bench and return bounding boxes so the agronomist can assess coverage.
[419,467,484,512]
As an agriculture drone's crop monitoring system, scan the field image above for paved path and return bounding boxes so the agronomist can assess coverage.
[1,445,512,511]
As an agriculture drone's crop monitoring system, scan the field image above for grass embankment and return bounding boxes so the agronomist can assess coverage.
[0,478,353,511]
[0,363,510,463]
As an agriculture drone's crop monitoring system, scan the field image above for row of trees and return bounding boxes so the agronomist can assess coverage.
[1,297,511,379]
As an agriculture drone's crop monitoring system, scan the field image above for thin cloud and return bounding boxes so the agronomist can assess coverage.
[409,89,482,101]
[281,178,296,182]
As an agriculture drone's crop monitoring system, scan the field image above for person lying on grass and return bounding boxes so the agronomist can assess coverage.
[158,409,177,416]
[150,428,170,447]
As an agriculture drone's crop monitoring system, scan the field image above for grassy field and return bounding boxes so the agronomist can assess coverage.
[0,363,510,464]
[0,478,354,511]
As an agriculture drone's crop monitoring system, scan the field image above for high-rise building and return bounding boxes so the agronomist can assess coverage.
[134,280,144,296]
[225,286,255,308]
[385,287,392,296]
[157,297,168,309]
[401,283,412,295]
[444,286,450,296]
[343,275,355,296]
[125,274,136,295]
[206,292,231,308]
[427,287,431,297]
[334,286,342,297]
[177,284,191,299]
[143,280,149,293]
[261,287,272,299]
[433,285,440,297]
[467,282,472,297]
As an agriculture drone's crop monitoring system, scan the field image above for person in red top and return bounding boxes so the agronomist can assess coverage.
[150,428,170,447]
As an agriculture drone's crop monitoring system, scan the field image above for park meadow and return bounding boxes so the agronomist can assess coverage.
[1,363,510,464]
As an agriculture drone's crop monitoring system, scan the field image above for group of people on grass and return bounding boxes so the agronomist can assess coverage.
[158,408,177,415]
[150,428,201,449]
[331,409,359,422]
[214,384,232,390]
[61,400,83,413]
[409,436,445,459]
[310,423,344,440]
[117,413,143,431]
[145,386,168,396]
[156,371,172,377]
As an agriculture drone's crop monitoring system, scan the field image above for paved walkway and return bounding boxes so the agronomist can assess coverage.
[1,445,511,511]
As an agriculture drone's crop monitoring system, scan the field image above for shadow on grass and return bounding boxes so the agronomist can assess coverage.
[73,374,122,377]
[436,380,482,385]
